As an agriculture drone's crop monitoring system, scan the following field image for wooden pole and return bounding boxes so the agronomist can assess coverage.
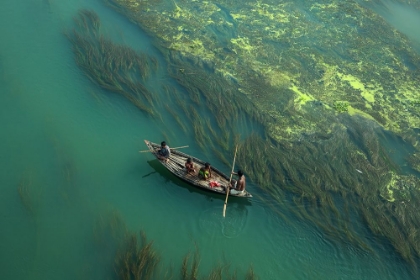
[139,145,189,153]
[223,145,238,217]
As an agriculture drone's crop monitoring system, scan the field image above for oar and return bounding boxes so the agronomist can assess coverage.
[139,145,189,153]
[223,145,238,217]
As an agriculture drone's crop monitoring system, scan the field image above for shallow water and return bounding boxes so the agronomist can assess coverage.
[372,0,420,52]
[0,0,418,279]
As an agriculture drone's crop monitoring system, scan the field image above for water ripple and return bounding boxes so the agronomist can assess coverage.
[198,205,248,238]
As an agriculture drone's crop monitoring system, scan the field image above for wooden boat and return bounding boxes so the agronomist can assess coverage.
[144,140,252,198]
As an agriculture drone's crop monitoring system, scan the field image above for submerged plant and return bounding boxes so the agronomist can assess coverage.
[115,231,160,280]
[65,9,159,116]
[93,210,259,279]
[333,101,349,112]
[409,100,420,106]
[80,0,420,270]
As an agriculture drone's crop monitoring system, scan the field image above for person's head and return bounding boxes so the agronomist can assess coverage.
[237,170,244,177]
[187,158,192,163]
[204,162,210,169]
[161,141,166,147]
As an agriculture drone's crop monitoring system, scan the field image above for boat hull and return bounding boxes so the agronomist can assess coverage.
[144,140,252,198]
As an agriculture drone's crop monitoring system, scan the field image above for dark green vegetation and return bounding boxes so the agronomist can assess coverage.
[181,249,257,280]
[93,210,258,279]
[333,101,349,113]
[237,124,420,263]
[65,10,159,116]
[67,0,420,274]
[17,172,38,214]
[114,231,159,280]
[102,0,420,158]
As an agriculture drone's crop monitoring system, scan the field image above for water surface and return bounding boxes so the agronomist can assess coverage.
[0,0,418,279]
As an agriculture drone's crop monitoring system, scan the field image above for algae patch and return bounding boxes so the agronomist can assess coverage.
[380,172,418,203]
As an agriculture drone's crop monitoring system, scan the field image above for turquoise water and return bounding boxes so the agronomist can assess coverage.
[0,0,418,279]
[371,0,420,52]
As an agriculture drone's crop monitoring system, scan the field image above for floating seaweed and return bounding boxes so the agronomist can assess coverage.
[91,0,420,269]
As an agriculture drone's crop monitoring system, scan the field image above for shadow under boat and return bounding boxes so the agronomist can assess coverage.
[145,159,252,205]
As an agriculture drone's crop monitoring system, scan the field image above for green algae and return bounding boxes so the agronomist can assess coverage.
[379,172,418,203]
[96,0,420,267]
[103,0,420,144]
[333,101,349,113]
[408,153,420,173]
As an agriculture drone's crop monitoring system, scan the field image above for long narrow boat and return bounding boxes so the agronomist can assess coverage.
[144,140,252,198]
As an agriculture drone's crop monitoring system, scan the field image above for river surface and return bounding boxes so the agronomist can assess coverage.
[0,0,418,279]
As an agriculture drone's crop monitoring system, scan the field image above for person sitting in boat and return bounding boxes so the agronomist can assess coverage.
[185,158,195,174]
[230,170,246,195]
[198,162,212,180]
[157,141,171,162]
